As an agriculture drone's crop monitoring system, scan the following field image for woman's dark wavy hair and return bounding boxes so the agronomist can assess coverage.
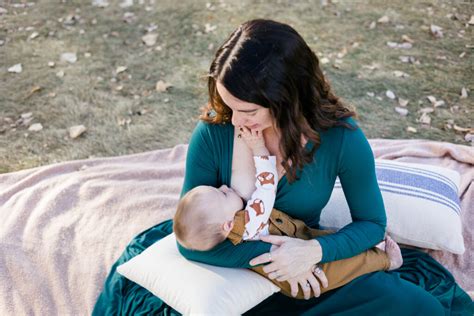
[201,19,358,183]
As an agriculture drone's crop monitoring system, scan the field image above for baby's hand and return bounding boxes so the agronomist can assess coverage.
[239,126,269,156]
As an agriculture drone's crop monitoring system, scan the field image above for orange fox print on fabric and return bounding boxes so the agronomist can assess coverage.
[249,199,265,216]
[257,171,275,186]
[256,221,268,234]
[244,210,250,224]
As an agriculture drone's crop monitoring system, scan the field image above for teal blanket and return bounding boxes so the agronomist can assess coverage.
[93,220,473,315]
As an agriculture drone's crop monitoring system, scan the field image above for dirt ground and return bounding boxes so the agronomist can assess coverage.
[0,0,472,173]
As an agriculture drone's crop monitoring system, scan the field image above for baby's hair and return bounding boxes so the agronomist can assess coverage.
[173,186,227,251]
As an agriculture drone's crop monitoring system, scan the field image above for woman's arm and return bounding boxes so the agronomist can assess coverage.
[176,121,271,268]
[315,122,387,263]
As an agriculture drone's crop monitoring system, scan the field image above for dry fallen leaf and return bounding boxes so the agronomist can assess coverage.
[205,23,217,33]
[399,55,419,64]
[60,52,77,64]
[21,112,33,119]
[393,70,409,78]
[406,126,417,133]
[434,100,445,107]
[123,12,135,23]
[142,33,158,46]
[460,87,468,99]
[28,123,43,132]
[387,42,412,49]
[116,66,127,74]
[69,125,87,138]
[418,112,431,125]
[427,96,437,104]
[92,0,109,7]
[426,95,445,107]
[398,98,409,107]
[118,117,132,127]
[453,125,472,133]
[362,63,380,70]
[25,85,42,99]
[29,32,39,40]
[401,34,414,43]
[398,42,412,49]
[430,24,443,38]
[386,90,396,99]
[378,16,390,23]
[419,107,434,114]
[155,80,172,92]
[395,107,408,116]
[120,0,133,8]
[468,15,474,25]
[8,63,22,73]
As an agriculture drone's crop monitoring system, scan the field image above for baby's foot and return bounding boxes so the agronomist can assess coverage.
[385,236,403,271]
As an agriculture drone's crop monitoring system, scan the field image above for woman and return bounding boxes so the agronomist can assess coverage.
[94,19,472,315]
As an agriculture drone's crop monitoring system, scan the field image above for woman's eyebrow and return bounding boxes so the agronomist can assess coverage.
[235,109,257,113]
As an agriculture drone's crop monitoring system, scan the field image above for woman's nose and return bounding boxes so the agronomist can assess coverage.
[231,112,245,126]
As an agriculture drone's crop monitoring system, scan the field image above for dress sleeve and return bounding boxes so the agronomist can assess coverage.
[315,123,387,263]
[176,122,271,268]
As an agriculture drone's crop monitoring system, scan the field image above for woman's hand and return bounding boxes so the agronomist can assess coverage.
[250,235,323,280]
[238,126,269,157]
[286,266,328,299]
[250,235,328,298]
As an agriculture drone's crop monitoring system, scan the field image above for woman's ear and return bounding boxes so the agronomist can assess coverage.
[223,220,235,232]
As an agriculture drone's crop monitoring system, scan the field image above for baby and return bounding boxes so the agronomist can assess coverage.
[173,126,403,299]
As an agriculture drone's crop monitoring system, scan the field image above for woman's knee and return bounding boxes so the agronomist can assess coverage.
[383,277,444,316]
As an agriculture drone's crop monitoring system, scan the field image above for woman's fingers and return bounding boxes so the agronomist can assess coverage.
[313,265,328,288]
[298,278,313,300]
[262,262,279,274]
[308,275,321,298]
[259,234,289,246]
[249,252,272,266]
[288,279,299,298]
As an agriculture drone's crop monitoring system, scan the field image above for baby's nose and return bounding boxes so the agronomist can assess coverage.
[219,184,231,192]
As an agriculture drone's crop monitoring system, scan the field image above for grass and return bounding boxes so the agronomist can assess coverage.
[0,0,472,173]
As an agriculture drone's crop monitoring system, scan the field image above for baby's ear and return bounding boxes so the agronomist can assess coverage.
[223,220,234,232]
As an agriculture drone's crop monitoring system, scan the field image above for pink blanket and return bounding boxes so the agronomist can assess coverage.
[0,139,472,315]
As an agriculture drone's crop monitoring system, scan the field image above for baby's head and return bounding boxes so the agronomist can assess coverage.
[173,184,244,251]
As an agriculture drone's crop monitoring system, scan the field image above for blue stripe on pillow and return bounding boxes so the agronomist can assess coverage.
[375,168,459,204]
[375,161,458,192]
[334,164,461,215]
[377,183,460,214]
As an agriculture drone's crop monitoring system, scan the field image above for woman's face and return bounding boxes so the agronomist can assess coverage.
[216,81,274,132]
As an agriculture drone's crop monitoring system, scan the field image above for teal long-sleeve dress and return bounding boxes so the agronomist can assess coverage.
[93,117,473,315]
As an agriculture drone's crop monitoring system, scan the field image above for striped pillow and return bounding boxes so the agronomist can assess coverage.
[320,159,464,254]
